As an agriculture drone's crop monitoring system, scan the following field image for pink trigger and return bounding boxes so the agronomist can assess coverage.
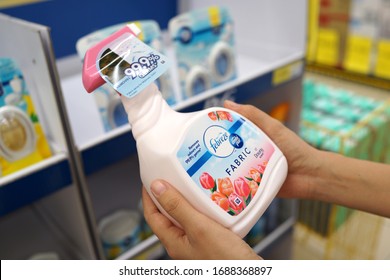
[82,25,137,93]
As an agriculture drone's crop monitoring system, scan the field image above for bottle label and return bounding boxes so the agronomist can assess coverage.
[176,110,275,216]
[96,32,169,99]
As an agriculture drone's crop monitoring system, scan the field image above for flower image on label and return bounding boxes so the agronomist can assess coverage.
[177,110,275,217]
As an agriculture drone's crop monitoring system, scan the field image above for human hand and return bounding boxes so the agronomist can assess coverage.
[224,100,321,200]
[142,180,262,260]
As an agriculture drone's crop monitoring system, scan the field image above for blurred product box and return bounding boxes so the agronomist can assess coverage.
[298,79,390,236]
[169,6,237,99]
[301,79,390,161]
[309,0,390,86]
[316,0,351,66]
[0,57,52,177]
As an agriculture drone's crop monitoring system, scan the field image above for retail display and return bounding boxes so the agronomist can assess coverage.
[315,0,351,66]
[81,24,287,238]
[98,209,141,259]
[301,79,390,161]
[299,79,390,237]
[169,6,237,99]
[0,13,97,260]
[76,20,175,132]
[0,57,52,177]
[307,0,390,87]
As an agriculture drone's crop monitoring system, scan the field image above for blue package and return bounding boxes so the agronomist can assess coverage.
[169,6,237,99]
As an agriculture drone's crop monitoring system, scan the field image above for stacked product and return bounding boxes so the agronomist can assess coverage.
[301,79,390,162]
[298,79,390,236]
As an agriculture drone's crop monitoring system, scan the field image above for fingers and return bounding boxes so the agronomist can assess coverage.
[142,186,171,230]
[224,100,285,140]
[142,186,185,246]
[149,180,205,231]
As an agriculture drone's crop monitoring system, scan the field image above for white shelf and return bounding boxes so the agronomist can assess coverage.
[0,152,67,187]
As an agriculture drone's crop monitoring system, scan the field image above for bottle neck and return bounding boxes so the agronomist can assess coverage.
[120,83,172,140]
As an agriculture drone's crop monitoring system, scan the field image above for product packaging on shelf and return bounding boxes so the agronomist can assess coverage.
[299,79,390,238]
[0,57,52,177]
[169,6,237,99]
[316,0,351,66]
[81,23,287,238]
[98,209,142,259]
[301,79,390,161]
[76,20,175,132]
[349,0,381,38]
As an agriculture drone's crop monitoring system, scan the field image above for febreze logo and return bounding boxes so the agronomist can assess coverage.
[204,125,234,158]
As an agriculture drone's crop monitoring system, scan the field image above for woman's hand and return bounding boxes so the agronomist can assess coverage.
[142,180,262,260]
[224,100,321,200]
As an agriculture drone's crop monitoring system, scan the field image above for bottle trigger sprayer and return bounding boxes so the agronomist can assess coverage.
[82,23,288,238]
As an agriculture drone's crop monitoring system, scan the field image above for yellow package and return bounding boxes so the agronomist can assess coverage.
[0,57,52,177]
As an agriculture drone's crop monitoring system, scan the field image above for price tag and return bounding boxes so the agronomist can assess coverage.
[374,40,390,79]
[343,35,373,74]
[272,61,303,86]
[315,28,339,66]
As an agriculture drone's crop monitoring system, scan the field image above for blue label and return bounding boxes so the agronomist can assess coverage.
[176,110,275,217]
[96,32,169,99]
[229,133,244,149]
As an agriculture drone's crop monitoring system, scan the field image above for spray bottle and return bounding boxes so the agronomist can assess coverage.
[82,24,287,238]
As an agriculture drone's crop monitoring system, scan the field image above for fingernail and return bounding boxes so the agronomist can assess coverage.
[224,100,241,109]
[151,180,167,197]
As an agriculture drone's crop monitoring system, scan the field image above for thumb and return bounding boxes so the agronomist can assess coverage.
[150,180,204,231]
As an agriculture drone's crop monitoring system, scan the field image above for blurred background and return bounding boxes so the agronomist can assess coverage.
[0,0,389,260]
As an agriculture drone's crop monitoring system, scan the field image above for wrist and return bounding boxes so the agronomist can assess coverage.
[309,150,345,203]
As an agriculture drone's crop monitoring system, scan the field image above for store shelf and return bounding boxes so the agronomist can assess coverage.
[0,14,97,260]
[0,187,94,259]
[117,235,164,260]
[0,205,73,259]
[306,62,390,91]
[253,216,295,255]
[0,14,76,216]
[0,153,72,216]
[113,201,296,260]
